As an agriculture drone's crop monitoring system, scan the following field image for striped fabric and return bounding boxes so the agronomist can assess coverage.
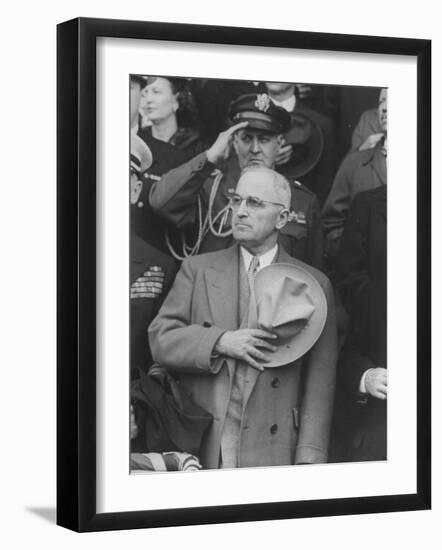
[130,452,202,472]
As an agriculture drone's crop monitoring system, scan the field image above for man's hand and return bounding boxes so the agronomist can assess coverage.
[214,328,277,371]
[365,367,387,400]
[275,143,293,166]
[206,121,248,165]
[358,132,385,151]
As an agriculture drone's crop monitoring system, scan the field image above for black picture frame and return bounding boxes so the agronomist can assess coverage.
[57,17,431,532]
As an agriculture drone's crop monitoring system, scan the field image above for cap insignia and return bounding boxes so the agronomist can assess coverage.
[255,93,271,112]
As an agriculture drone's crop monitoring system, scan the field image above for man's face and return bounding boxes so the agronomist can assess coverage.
[378,88,388,133]
[232,172,288,250]
[234,128,280,170]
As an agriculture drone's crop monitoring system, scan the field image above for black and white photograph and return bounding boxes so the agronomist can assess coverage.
[53,15,431,533]
[0,0,438,545]
[128,75,388,473]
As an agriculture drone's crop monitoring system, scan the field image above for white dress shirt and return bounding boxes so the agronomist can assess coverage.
[240,244,278,274]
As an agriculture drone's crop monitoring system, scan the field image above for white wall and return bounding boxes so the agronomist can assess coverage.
[0,0,439,547]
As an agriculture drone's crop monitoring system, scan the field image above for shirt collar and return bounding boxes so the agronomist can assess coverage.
[240,244,278,272]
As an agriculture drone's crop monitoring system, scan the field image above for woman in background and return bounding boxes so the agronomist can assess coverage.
[140,76,205,160]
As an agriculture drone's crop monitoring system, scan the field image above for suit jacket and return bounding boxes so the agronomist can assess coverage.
[321,143,386,261]
[148,244,337,469]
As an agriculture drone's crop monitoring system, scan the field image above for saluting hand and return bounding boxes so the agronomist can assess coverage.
[214,328,277,371]
[275,138,293,166]
[206,121,248,166]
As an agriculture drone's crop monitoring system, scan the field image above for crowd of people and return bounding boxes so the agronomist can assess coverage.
[129,75,387,473]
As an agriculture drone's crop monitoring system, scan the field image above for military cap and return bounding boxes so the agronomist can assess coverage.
[229,93,291,134]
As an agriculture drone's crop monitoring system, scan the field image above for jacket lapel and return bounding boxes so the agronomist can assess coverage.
[204,245,239,330]
[204,246,240,382]
[276,245,294,264]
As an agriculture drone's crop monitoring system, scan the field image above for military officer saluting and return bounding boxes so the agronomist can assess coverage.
[149,93,324,267]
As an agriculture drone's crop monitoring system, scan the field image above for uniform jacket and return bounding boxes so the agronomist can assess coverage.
[133,130,188,252]
[130,235,177,373]
[148,244,337,469]
[321,142,386,260]
[149,153,324,268]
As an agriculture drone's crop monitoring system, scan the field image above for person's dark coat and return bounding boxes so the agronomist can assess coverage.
[322,142,386,261]
[131,366,213,456]
[330,186,387,462]
[130,235,178,374]
[133,130,188,252]
[141,125,206,161]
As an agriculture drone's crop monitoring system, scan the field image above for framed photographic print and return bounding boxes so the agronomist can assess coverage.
[57,17,431,532]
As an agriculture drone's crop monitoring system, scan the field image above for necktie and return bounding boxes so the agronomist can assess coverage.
[246,256,260,326]
[247,255,260,289]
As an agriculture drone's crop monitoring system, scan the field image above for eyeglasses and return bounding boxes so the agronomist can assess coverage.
[227,191,286,211]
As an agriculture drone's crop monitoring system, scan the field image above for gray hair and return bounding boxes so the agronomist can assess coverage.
[239,166,291,209]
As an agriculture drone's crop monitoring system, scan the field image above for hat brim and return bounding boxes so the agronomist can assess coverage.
[281,113,324,179]
[253,263,327,367]
[232,116,283,135]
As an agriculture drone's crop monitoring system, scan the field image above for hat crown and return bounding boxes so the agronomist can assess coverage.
[252,263,327,367]
[257,277,315,341]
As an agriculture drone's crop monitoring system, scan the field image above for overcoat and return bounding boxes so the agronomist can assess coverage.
[330,186,387,462]
[321,143,386,260]
[149,244,337,469]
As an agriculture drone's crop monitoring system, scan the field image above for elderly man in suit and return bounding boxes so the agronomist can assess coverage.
[149,166,337,469]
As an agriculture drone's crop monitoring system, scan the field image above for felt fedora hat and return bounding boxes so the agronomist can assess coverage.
[252,263,327,367]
